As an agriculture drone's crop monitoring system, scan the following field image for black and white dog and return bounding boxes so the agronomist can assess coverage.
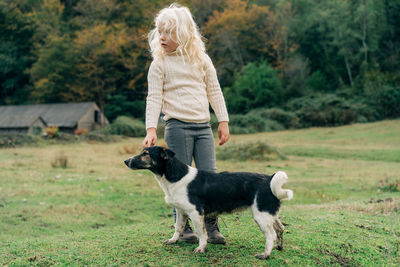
[124,146,293,260]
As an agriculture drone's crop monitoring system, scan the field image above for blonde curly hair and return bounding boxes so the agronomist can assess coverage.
[148,3,207,72]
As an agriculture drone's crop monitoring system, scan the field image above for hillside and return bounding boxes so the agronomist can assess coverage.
[0,120,399,265]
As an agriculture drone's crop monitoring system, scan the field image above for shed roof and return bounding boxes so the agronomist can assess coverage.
[0,102,97,128]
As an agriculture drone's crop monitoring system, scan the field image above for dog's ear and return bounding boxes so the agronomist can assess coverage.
[161,147,175,160]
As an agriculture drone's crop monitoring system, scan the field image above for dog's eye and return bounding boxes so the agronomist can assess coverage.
[141,154,151,162]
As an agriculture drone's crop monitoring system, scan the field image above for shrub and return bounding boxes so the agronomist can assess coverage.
[107,116,146,137]
[249,108,299,129]
[212,111,286,134]
[229,114,266,134]
[83,129,121,142]
[51,152,68,168]
[217,141,286,161]
[379,179,400,192]
[0,134,40,148]
[53,132,79,142]
[366,86,400,119]
[224,60,283,114]
[286,94,357,127]
[44,126,59,138]
[264,119,285,132]
[74,128,89,135]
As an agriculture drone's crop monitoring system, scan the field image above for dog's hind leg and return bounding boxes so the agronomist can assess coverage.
[189,211,208,253]
[251,205,276,260]
[273,217,284,251]
[164,209,187,245]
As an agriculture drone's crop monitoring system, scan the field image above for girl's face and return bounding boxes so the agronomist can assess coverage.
[159,27,179,53]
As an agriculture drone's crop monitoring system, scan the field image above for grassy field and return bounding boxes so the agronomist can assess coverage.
[0,120,399,266]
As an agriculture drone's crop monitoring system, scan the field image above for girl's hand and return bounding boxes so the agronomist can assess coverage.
[218,121,230,146]
[142,128,157,148]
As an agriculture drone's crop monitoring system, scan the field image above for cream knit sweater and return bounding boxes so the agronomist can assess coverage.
[145,53,229,129]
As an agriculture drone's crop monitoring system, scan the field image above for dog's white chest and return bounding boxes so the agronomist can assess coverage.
[154,167,197,209]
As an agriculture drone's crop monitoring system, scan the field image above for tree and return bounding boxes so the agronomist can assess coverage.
[71,0,117,28]
[72,23,139,111]
[27,0,64,43]
[291,0,386,89]
[203,0,278,87]
[30,35,77,103]
[0,1,35,104]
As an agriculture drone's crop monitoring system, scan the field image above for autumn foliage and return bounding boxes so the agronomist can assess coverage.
[1,0,399,124]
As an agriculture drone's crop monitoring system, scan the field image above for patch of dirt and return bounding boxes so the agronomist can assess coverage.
[318,243,358,267]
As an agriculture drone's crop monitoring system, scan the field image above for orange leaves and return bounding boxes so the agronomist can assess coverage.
[202,0,298,77]
[202,0,294,85]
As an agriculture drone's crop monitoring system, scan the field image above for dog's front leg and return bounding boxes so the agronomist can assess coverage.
[164,209,187,245]
[189,212,207,253]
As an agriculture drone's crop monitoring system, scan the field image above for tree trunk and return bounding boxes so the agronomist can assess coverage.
[344,56,353,87]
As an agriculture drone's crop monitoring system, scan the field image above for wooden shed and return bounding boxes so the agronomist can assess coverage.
[0,102,109,135]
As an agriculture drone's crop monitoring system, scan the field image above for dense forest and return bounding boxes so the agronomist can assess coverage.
[1,0,399,129]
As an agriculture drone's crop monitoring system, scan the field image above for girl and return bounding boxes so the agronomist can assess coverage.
[142,3,229,244]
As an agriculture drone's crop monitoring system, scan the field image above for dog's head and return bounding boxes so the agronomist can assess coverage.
[124,146,175,175]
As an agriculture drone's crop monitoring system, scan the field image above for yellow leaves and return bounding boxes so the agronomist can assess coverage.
[28,0,64,39]
[34,78,51,89]
[74,23,136,62]
[203,0,297,73]
[202,0,278,82]
[205,0,273,34]
[72,22,146,106]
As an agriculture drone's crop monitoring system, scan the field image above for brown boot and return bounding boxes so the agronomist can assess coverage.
[205,217,226,244]
[179,221,198,243]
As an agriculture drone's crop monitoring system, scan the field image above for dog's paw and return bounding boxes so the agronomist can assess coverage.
[193,247,206,253]
[255,252,270,260]
[276,245,283,251]
[163,238,178,245]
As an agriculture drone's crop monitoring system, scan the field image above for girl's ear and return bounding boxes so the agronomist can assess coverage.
[161,148,175,160]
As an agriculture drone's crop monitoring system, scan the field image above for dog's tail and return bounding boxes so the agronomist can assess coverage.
[270,171,293,201]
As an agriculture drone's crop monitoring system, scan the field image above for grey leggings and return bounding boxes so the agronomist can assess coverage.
[164,119,217,172]
[165,119,217,223]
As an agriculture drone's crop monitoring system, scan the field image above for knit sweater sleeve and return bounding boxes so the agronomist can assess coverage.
[204,55,229,122]
[145,59,164,129]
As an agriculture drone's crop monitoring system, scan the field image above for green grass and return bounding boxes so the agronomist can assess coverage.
[1,120,399,266]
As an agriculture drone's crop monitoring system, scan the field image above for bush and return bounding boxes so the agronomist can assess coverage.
[211,111,286,134]
[51,151,68,168]
[74,128,89,135]
[286,94,357,127]
[249,108,299,129]
[44,126,59,138]
[366,86,400,119]
[264,119,285,132]
[0,134,40,148]
[107,116,146,137]
[217,141,286,161]
[225,60,283,114]
[379,179,400,192]
[229,114,267,134]
[84,130,121,143]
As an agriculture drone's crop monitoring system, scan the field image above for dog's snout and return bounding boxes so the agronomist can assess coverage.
[124,159,130,167]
